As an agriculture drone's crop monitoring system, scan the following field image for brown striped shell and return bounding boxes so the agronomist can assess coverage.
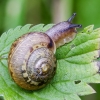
[8,32,56,90]
[8,13,81,90]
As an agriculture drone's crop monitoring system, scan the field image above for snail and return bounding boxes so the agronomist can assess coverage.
[8,13,82,90]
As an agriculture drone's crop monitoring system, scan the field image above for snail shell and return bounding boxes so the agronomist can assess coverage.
[8,13,82,90]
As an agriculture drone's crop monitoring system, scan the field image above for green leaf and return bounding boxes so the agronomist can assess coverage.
[52,81,95,96]
[0,24,100,100]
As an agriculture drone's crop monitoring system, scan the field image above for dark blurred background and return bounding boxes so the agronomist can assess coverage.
[0,0,100,99]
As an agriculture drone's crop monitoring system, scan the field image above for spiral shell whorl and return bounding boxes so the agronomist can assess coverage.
[22,47,56,86]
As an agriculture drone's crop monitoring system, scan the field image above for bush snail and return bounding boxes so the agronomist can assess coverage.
[8,13,82,90]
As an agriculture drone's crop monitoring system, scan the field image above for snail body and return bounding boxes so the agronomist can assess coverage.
[8,13,82,90]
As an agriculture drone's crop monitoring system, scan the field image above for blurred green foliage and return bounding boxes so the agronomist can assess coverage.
[73,0,100,28]
[0,0,100,100]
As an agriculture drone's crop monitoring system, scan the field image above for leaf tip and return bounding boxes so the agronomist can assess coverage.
[82,25,94,33]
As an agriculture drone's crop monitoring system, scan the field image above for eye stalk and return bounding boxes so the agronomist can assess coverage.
[69,24,82,29]
[67,13,82,29]
[67,13,76,23]
[46,13,82,48]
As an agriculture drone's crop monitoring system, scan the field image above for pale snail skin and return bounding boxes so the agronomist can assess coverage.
[8,13,82,90]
